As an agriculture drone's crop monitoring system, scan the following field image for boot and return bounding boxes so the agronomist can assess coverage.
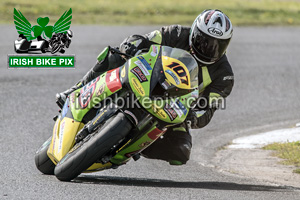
[55,81,83,108]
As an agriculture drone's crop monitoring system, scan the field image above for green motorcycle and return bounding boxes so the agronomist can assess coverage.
[35,45,199,181]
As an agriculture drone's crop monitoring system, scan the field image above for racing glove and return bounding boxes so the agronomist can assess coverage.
[186,108,216,129]
[119,42,138,57]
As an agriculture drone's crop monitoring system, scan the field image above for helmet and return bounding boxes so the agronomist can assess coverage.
[189,9,233,65]
[67,30,73,38]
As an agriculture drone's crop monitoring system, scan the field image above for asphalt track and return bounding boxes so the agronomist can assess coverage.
[0,25,300,199]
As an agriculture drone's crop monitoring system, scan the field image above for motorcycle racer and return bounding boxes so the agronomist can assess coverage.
[56,9,234,165]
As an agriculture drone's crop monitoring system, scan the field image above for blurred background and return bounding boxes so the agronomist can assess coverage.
[1,0,300,26]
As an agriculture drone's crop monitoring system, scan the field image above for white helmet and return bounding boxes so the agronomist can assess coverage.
[67,30,73,38]
[189,9,233,65]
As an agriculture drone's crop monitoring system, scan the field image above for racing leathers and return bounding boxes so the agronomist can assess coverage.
[58,25,234,165]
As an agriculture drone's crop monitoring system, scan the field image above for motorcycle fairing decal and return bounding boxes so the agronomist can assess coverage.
[147,127,165,140]
[125,150,140,158]
[165,69,180,85]
[70,91,76,104]
[149,94,193,123]
[131,77,145,96]
[134,60,150,76]
[105,68,122,93]
[151,103,167,119]
[175,99,188,115]
[96,83,105,96]
[151,44,158,57]
[58,120,66,153]
[163,103,178,121]
[170,102,183,118]
[137,56,152,70]
[130,66,148,83]
[121,65,126,78]
[79,77,100,109]
[138,141,151,148]
[162,56,191,89]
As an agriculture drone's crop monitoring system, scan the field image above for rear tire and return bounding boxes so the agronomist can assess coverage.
[35,137,55,175]
[54,112,132,181]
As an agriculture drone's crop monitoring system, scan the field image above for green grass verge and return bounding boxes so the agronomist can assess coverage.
[1,0,300,26]
[263,141,300,174]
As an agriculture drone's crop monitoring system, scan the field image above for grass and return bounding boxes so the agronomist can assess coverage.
[263,141,300,174]
[1,0,300,26]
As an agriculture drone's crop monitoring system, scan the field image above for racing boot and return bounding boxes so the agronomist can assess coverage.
[55,81,83,108]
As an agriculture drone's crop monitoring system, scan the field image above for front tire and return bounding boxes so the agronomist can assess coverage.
[54,112,132,181]
[51,43,61,54]
[35,137,55,175]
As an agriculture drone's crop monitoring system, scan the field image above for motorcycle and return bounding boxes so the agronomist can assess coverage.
[35,45,199,181]
[49,30,73,54]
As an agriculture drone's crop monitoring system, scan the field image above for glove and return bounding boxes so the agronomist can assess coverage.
[186,108,216,129]
[119,42,138,57]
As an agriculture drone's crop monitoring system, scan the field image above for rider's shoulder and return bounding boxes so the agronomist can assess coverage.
[206,54,234,85]
[160,25,190,36]
[211,54,233,76]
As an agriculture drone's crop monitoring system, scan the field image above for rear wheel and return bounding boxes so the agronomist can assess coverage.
[35,137,55,175]
[54,112,132,181]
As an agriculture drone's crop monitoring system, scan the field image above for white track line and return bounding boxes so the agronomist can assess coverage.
[228,125,300,149]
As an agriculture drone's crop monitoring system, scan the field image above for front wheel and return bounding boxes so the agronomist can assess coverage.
[65,40,71,48]
[35,137,55,175]
[51,43,61,54]
[54,112,132,181]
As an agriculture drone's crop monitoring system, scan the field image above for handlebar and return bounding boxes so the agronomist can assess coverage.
[110,47,133,59]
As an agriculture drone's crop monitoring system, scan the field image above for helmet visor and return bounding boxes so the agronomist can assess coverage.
[191,28,230,63]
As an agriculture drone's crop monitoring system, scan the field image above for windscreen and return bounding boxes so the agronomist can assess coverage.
[161,46,198,90]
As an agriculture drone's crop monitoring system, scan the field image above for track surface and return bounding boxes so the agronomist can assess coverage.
[1,25,300,199]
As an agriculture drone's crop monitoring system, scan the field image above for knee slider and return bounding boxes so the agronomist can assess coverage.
[168,140,192,165]
[177,142,192,164]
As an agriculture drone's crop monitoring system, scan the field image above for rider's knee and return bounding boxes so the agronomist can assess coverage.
[169,142,192,165]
